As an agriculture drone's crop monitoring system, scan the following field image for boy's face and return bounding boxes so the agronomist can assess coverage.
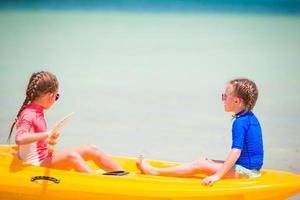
[223,84,241,112]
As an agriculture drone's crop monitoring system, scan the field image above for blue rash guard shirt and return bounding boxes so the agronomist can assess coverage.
[231,111,264,170]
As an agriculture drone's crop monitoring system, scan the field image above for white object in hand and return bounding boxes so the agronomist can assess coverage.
[52,112,75,133]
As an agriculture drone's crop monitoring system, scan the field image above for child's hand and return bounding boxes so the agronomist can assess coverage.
[47,129,59,138]
[50,131,60,139]
[47,130,60,146]
[201,174,220,186]
[48,137,58,146]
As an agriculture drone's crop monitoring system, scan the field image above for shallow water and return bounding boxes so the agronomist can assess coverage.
[0,10,299,185]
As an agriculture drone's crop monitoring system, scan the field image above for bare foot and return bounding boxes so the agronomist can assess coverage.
[136,155,146,174]
[136,155,159,175]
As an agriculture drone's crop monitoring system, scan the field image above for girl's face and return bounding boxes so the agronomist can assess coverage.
[222,84,241,113]
[44,91,59,109]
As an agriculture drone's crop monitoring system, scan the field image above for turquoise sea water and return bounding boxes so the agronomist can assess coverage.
[0,11,299,196]
[1,0,300,14]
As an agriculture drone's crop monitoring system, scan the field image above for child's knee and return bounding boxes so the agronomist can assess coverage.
[191,158,209,170]
[83,144,99,154]
[87,144,98,151]
[67,152,82,162]
[81,144,104,158]
[86,144,105,155]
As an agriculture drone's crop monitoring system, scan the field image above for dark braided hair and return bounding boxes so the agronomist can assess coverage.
[8,71,59,142]
[229,78,258,113]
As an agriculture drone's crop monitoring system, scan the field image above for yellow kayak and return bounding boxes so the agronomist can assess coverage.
[0,145,299,200]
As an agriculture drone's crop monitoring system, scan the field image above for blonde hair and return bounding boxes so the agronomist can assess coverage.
[229,78,258,113]
[8,71,59,142]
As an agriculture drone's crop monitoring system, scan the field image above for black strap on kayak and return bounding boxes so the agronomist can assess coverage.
[31,176,60,184]
[102,170,129,176]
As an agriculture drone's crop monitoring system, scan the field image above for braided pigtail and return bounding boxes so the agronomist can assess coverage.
[8,97,30,143]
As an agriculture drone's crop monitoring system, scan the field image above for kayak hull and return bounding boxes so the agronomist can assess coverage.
[1,145,299,200]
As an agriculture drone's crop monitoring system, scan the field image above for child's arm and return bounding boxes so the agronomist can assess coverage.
[202,148,241,186]
[15,132,48,145]
[15,112,61,145]
[15,130,58,145]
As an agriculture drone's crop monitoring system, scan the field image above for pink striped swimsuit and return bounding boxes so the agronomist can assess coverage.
[16,103,52,166]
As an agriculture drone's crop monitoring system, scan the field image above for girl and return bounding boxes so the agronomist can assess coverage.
[136,78,264,186]
[9,71,122,173]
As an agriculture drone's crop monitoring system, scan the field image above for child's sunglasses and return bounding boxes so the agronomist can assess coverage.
[222,93,242,101]
[221,93,227,101]
[55,93,60,101]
